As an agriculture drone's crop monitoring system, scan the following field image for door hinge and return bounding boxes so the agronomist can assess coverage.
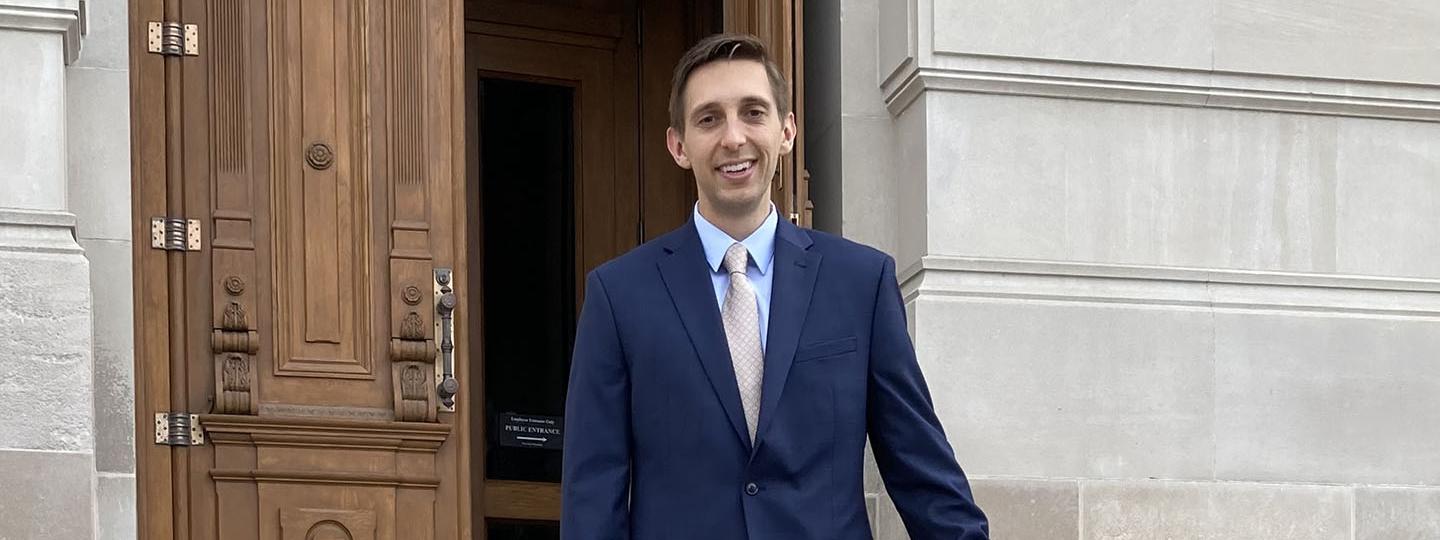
[150,217,201,251]
[154,413,206,446]
[147,22,199,56]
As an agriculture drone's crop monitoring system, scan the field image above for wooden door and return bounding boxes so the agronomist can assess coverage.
[132,0,471,538]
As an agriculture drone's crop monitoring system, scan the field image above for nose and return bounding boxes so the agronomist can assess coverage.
[721,113,746,150]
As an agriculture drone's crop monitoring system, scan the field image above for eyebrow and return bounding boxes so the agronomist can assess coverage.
[689,96,774,118]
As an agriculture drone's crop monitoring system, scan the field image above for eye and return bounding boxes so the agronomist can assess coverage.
[697,115,716,127]
[746,108,765,119]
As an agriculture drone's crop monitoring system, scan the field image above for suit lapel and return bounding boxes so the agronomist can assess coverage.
[656,222,752,451]
[752,220,820,457]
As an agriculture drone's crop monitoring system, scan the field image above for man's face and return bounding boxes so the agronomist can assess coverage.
[666,60,796,218]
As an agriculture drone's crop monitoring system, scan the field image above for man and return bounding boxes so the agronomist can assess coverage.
[562,33,989,539]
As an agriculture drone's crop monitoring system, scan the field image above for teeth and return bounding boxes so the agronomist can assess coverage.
[721,161,753,173]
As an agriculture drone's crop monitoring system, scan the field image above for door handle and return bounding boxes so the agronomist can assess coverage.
[435,268,459,410]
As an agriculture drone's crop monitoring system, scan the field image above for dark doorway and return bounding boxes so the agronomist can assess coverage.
[479,77,577,485]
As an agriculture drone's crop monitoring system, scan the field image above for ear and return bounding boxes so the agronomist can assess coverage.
[779,111,797,155]
[666,127,692,169]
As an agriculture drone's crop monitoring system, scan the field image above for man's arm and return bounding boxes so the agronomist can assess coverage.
[561,271,632,539]
[867,255,989,539]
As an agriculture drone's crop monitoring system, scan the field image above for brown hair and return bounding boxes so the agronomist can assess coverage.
[668,33,791,133]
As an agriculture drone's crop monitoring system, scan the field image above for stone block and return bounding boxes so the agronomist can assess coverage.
[0,449,95,540]
[873,491,908,540]
[97,473,137,540]
[931,0,1214,70]
[1334,117,1440,279]
[914,295,1214,480]
[80,238,134,473]
[918,93,1440,278]
[1215,0,1440,85]
[840,115,898,255]
[864,493,878,538]
[875,0,911,85]
[863,440,882,493]
[970,477,1077,540]
[1082,480,1349,540]
[1215,311,1440,485]
[894,98,926,268]
[0,28,67,210]
[0,218,94,452]
[67,67,133,242]
[1356,487,1440,540]
[71,0,130,70]
[839,0,888,118]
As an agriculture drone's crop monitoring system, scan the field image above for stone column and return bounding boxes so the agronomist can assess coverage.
[0,1,95,539]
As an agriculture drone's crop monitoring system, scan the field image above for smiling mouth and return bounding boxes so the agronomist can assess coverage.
[717,160,756,176]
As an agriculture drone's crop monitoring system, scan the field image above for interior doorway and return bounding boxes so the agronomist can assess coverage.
[463,1,720,535]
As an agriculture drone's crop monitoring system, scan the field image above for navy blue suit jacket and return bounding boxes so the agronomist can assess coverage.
[562,218,988,539]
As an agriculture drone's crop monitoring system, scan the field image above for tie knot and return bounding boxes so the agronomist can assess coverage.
[723,242,749,274]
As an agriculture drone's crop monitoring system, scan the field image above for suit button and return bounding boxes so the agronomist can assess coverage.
[744,482,759,496]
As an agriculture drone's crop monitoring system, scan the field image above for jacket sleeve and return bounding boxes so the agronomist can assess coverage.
[561,271,632,539]
[867,255,989,539]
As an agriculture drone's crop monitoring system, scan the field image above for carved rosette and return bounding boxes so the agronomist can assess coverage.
[213,297,260,414]
[390,307,436,422]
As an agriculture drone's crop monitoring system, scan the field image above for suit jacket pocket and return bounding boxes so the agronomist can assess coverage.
[793,336,857,363]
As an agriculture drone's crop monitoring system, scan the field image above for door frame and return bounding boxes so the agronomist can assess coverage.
[130,0,801,538]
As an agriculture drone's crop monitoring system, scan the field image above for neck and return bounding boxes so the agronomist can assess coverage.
[698,200,770,241]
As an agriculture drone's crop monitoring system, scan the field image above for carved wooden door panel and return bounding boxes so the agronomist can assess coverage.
[133,0,470,538]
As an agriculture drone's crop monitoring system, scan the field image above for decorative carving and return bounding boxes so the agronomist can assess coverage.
[402,285,422,305]
[223,354,250,391]
[400,312,424,339]
[224,275,246,295]
[307,520,352,540]
[222,301,248,330]
[393,361,432,422]
[305,142,334,170]
[215,352,254,414]
[388,311,434,363]
[401,365,427,401]
[391,311,435,421]
[277,507,377,540]
[213,300,258,414]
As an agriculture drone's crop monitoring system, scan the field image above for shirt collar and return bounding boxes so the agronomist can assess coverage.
[693,203,778,275]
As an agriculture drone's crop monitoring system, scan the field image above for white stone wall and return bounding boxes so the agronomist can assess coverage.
[1,0,133,538]
[68,0,136,537]
[845,0,1440,538]
[0,1,98,539]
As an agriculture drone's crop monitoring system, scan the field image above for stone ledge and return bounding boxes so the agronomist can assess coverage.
[0,208,81,253]
[0,0,85,64]
[901,256,1440,320]
[882,53,1440,123]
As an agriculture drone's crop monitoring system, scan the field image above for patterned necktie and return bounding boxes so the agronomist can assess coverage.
[722,242,764,442]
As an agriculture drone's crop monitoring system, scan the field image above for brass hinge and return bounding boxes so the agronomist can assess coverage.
[147,22,199,56]
[154,413,206,446]
[150,217,201,251]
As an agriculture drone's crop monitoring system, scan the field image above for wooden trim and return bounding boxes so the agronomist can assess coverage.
[202,413,452,441]
[130,0,172,536]
[449,0,474,535]
[483,481,562,522]
[211,469,443,487]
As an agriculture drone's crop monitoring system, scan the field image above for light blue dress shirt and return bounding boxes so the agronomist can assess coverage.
[694,203,777,351]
